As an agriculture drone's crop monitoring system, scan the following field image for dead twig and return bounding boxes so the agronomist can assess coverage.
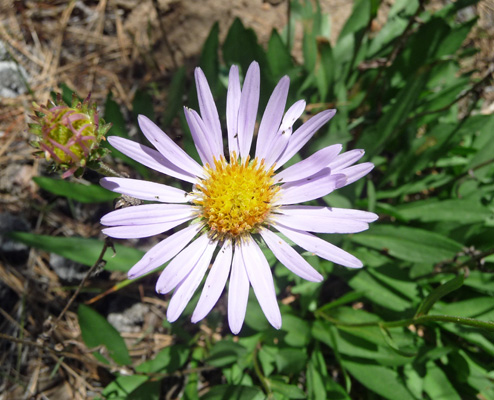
[42,237,115,339]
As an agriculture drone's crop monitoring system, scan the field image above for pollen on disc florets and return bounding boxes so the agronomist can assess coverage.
[193,152,279,240]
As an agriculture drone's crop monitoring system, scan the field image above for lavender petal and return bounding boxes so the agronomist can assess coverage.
[237,62,260,159]
[241,236,282,329]
[280,205,379,222]
[328,149,365,171]
[276,223,363,269]
[227,65,241,155]
[191,240,233,323]
[255,76,290,161]
[274,144,342,183]
[103,216,192,239]
[156,233,212,294]
[100,177,188,203]
[260,229,323,282]
[195,67,223,152]
[166,239,217,322]
[228,241,250,335]
[128,224,202,279]
[277,170,347,205]
[262,100,307,168]
[184,107,216,166]
[338,162,374,186]
[275,109,336,169]
[100,204,196,226]
[138,115,204,177]
[108,136,197,183]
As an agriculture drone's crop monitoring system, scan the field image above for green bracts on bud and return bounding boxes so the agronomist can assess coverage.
[29,94,111,178]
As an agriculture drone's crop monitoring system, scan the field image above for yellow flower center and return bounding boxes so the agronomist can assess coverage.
[193,153,279,240]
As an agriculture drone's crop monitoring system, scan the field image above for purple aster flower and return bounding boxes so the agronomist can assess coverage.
[100,61,378,334]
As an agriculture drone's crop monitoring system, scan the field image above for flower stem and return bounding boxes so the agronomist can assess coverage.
[90,161,124,178]
[253,342,272,397]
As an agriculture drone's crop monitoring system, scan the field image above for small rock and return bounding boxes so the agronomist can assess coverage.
[0,41,8,61]
[0,61,28,98]
[457,5,477,23]
[49,253,89,282]
[107,302,149,333]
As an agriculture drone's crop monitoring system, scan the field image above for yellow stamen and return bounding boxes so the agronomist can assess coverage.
[193,152,279,240]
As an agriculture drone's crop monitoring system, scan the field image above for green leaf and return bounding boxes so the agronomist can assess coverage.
[136,344,189,374]
[206,340,248,368]
[343,359,416,400]
[439,321,494,356]
[349,270,414,312]
[467,115,494,178]
[223,18,267,78]
[307,348,327,400]
[388,0,419,18]
[435,297,494,318]
[269,379,306,399]
[104,93,128,138]
[403,364,424,399]
[417,76,470,115]
[269,379,307,399]
[423,361,461,400]
[128,380,161,400]
[103,375,148,399]
[275,348,307,375]
[358,70,429,157]
[367,17,408,57]
[307,347,351,400]
[314,40,334,101]
[9,232,144,272]
[351,225,463,263]
[33,176,118,203]
[313,320,412,366]
[465,271,494,296]
[78,304,131,365]
[395,18,451,76]
[185,355,200,400]
[200,385,264,400]
[267,29,294,78]
[379,325,417,357]
[59,83,76,105]
[415,274,464,317]
[338,0,371,40]
[244,296,271,331]
[396,198,492,224]
[302,29,317,73]
[280,314,311,347]
[317,291,364,313]
[199,22,220,94]
[132,89,155,122]
[258,345,277,377]
[459,350,494,400]
[163,66,186,127]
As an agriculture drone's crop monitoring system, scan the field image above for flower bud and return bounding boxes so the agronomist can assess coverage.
[29,94,111,178]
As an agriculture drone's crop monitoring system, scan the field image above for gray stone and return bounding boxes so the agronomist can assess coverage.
[0,41,8,61]
[49,253,89,282]
[107,302,148,333]
[0,61,29,98]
